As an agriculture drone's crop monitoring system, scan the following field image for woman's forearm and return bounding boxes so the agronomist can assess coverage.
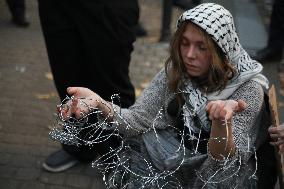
[208,119,236,160]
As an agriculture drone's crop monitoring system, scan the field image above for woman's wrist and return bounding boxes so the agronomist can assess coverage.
[208,139,236,159]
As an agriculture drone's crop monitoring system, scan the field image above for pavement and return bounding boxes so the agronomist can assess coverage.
[0,0,283,188]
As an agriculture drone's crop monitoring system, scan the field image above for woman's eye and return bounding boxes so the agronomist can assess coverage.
[199,46,207,51]
[181,39,189,46]
[181,42,189,46]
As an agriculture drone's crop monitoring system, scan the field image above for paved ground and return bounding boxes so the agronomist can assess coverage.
[0,0,283,188]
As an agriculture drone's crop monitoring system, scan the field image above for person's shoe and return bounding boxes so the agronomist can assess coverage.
[11,16,30,27]
[42,150,79,172]
[134,23,147,37]
[252,46,283,63]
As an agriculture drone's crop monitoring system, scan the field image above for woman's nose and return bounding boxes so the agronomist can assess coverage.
[186,46,197,59]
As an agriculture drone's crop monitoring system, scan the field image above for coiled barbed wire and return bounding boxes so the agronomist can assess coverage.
[49,94,258,188]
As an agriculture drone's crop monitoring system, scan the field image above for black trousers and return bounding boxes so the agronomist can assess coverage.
[268,0,284,49]
[38,0,139,161]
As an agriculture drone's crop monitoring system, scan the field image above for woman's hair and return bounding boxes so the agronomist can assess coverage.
[165,21,237,94]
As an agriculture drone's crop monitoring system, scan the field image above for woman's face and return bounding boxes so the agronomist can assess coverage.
[180,24,212,79]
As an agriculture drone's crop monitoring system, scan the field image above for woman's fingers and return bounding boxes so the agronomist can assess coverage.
[269,125,284,133]
[70,98,78,114]
[270,138,284,146]
[67,87,88,97]
[207,102,219,120]
[206,99,247,121]
[61,106,71,120]
[206,101,232,120]
[269,126,284,141]
[75,107,83,119]
[207,102,218,120]
[268,125,284,154]
[221,109,233,120]
[270,133,281,139]
[270,132,284,139]
[67,87,78,96]
[236,100,247,112]
[268,126,277,133]
[57,98,84,120]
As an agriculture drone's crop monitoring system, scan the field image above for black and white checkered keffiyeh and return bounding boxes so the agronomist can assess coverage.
[177,3,269,132]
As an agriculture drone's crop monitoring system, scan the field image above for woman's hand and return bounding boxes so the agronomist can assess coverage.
[59,87,107,120]
[206,99,247,121]
[269,124,284,153]
[206,99,246,159]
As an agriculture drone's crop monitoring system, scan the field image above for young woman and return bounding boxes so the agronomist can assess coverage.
[58,3,270,188]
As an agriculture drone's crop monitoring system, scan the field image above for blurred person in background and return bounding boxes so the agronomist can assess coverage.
[38,0,139,173]
[6,0,29,27]
[159,0,200,42]
[253,0,283,64]
[134,0,201,41]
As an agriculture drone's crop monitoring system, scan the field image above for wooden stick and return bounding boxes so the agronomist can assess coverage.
[268,84,284,188]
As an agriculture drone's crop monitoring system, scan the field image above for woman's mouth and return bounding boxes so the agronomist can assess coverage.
[185,63,198,70]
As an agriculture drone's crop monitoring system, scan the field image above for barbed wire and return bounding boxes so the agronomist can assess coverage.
[49,94,258,188]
